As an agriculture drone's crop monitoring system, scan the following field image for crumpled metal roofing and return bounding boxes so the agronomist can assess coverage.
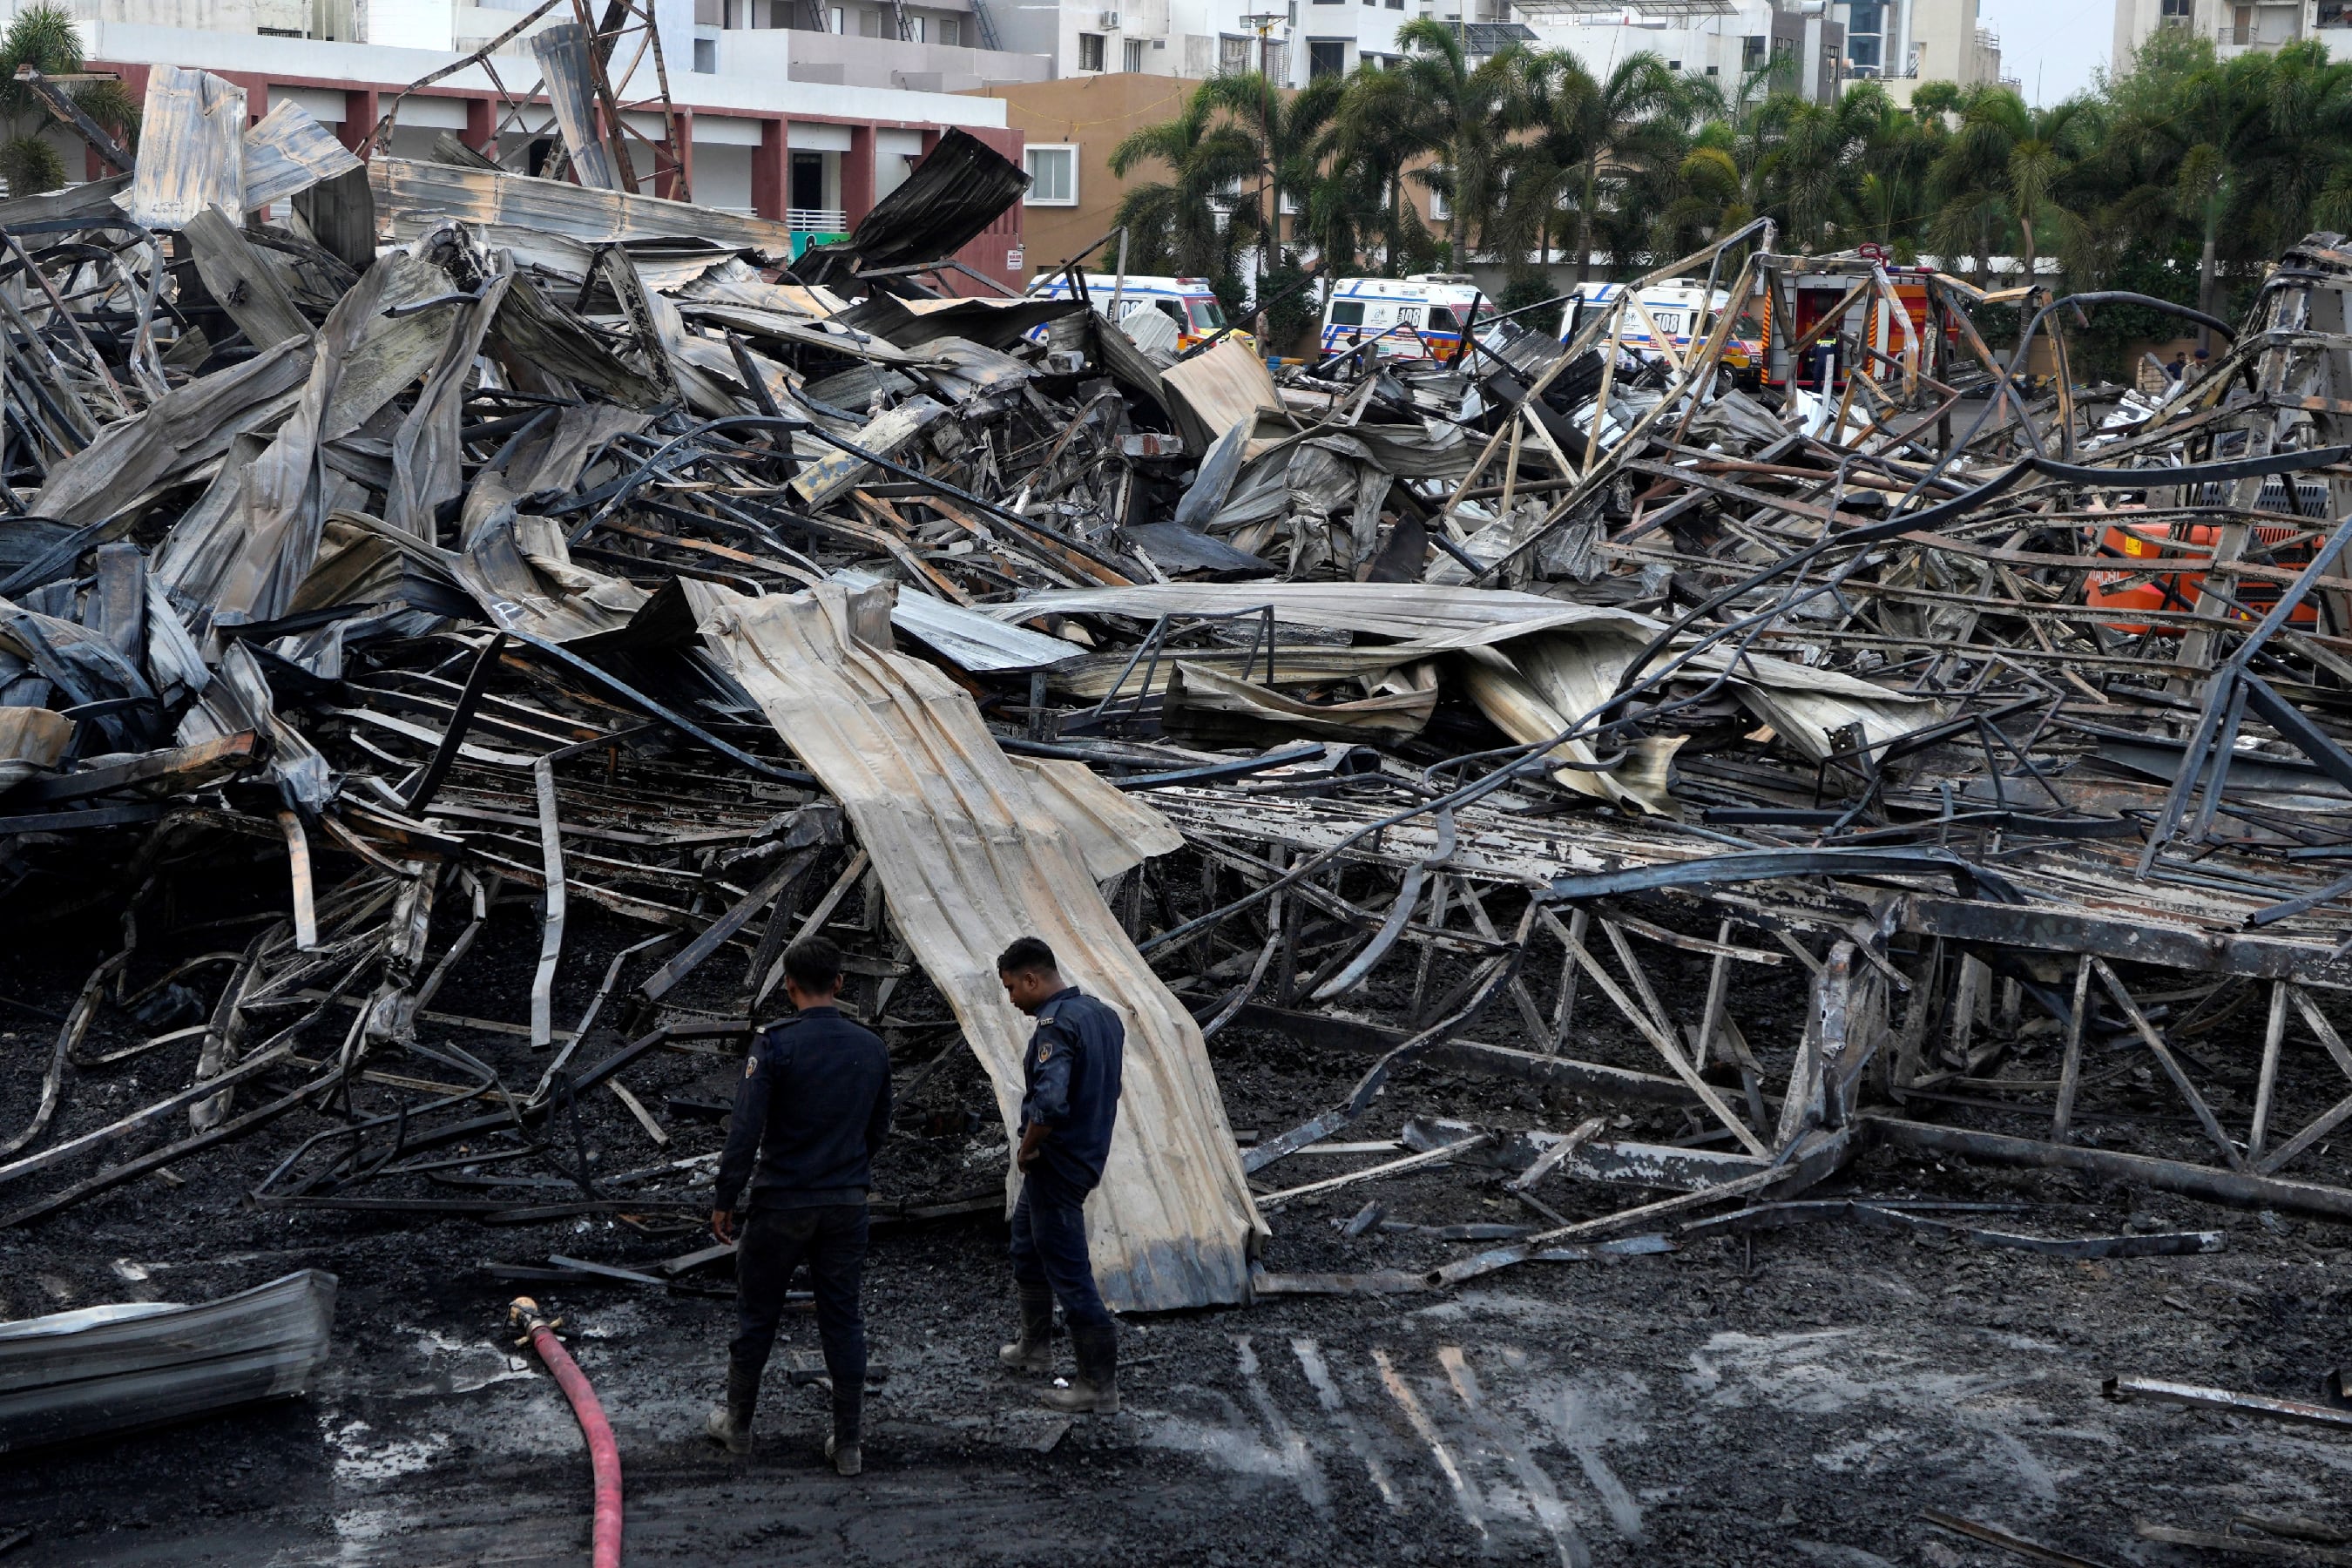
[691,580,1266,1312]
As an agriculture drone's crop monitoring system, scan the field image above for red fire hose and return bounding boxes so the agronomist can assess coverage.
[511,1297,624,1567]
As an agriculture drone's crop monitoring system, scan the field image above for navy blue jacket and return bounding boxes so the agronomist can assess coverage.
[1018,987,1124,1191]
[715,1006,891,1212]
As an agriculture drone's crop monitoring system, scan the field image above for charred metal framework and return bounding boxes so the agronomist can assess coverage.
[362,0,690,201]
[0,63,2349,1311]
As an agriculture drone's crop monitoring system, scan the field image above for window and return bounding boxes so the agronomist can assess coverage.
[1078,30,1106,69]
[1330,301,1365,327]
[1741,33,1765,69]
[1705,64,1717,74]
[1186,297,1226,329]
[1428,307,1458,334]
[906,13,923,39]
[1666,58,1679,69]
[1264,39,1288,78]
[827,5,842,28]
[1154,301,1186,329]
[1308,37,1344,76]
[1427,188,1448,219]
[937,15,956,41]
[1124,37,1145,69]
[1024,145,1077,204]
[1219,32,1251,73]
[693,35,716,68]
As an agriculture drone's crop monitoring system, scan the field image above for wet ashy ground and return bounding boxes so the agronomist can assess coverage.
[6,1131,2352,1567]
[6,897,2352,1565]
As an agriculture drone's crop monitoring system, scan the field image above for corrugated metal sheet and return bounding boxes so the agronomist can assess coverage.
[530,22,625,193]
[1159,338,1287,454]
[989,581,1662,649]
[834,569,1081,672]
[691,579,1264,1312]
[369,158,797,256]
[240,100,363,212]
[121,65,244,230]
[811,126,1028,273]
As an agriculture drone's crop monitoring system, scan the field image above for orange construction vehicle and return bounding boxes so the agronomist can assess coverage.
[2084,518,2320,635]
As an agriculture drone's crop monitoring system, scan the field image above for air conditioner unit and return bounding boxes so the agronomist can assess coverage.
[1099,10,1119,28]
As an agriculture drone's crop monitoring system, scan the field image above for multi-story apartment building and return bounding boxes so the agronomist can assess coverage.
[982,0,1424,90]
[43,0,1031,287]
[1517,2,1841,104]
[1828,0,2006,101]
[2113,0,2352,71]
[1519,1,2004,107]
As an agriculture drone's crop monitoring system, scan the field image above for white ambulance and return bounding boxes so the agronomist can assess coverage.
[1026,273,1237,351]
[1317,274,1491,363]
[1561,279,1760,372]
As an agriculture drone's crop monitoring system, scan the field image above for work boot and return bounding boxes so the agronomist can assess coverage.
[825,1430,862,1477]
[1042,1322,1119,1415]
[997,1285,1055,1375]
[704,1403,753,1456]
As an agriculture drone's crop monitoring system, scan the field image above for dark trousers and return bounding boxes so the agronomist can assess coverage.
[1009,1165,1111,1328]
[729,1202,868,1441]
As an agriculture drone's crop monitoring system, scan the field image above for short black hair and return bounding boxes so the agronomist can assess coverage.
[997,936,1057,977]
[783,935,842,992]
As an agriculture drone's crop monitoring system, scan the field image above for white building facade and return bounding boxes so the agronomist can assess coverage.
[2113,0,2352,72]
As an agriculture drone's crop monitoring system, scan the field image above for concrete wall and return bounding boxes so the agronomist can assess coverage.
[72,17,1011,123]
[785,27,1049,90]
[1905,0,1984,85]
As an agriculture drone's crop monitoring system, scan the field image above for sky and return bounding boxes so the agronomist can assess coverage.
[1974,0,2113,105]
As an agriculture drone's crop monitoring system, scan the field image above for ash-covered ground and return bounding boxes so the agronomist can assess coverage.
[3,886,2349,1566]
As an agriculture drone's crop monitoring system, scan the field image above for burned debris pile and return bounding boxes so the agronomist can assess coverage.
[3,61,2352,1337]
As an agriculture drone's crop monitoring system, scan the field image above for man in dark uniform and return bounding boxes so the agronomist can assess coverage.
[706,935,890,1475]
[993,936,1125,1414]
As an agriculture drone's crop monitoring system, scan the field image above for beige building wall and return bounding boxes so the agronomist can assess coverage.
[1881,0,1997,104]
[2114,0,2164,72]
[970,73,1206,280]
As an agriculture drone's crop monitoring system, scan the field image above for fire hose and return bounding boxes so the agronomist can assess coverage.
[510,1297,624,1567]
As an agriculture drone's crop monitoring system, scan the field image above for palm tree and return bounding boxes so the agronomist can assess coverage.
[2220,41,2352,262]
[1656,62,1790,251]
[1196,70,1348,287]
[2092,31,2268,345]
[1296,99,1391,277]
[1322,63,1434,276]
[1521,48,1685,285]
[1386,17,1524,272]
[0,4,139,198]
[1107,78,1266,287]
[1925,86,2093,289]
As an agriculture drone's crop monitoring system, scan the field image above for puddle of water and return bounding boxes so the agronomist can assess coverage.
[326,1417,451,1484]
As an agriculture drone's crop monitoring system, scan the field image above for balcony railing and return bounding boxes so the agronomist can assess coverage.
[787,208,848,233]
